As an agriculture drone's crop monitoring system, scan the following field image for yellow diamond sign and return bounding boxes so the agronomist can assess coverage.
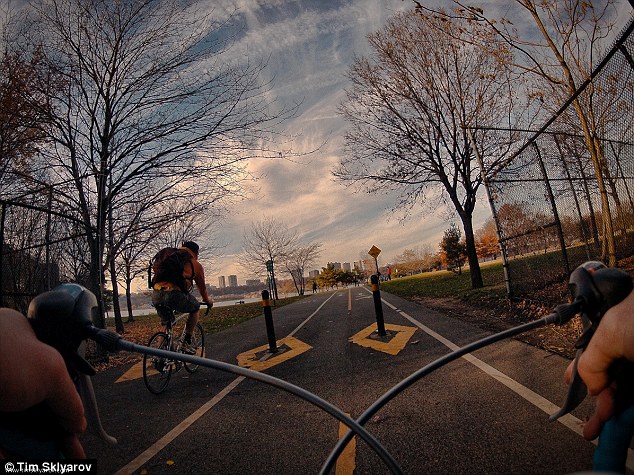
[368,245,381,258]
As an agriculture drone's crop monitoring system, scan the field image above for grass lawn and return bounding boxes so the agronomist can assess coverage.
[381,260,508,302]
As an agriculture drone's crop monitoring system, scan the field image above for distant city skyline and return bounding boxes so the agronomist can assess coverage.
[214,257,379,288]
[217,274,239,288]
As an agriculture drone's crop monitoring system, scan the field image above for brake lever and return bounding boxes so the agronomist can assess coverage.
[550,262,633,422]
[76,341,117,445]
[28,284,117,447]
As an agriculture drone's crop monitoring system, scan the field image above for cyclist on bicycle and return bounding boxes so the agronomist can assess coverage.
[151,241,213,354]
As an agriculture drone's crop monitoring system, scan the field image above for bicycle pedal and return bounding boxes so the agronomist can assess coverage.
[180,342,197,355]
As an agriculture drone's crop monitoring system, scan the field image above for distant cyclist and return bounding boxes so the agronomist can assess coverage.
[151,241,213,354]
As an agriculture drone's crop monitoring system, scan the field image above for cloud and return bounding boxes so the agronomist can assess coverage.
[196,0,495,285]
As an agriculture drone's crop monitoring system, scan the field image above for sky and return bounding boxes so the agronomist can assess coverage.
[8,0,628,289]
[202,0,634,288]
[203,0,491,286]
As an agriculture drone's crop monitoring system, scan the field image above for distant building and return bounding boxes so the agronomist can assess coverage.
[330,262,342,270]
[228,275,238,287]
[353,261,362,271]
[245,279,262,286]
[342,262,351,272]
[218,276,226,288]
[309,270,320,278]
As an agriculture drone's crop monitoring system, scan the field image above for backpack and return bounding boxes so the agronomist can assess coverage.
[149,247,194,292]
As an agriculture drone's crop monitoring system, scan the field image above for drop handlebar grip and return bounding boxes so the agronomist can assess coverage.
[594,404,634,472]
[85,326,123,352]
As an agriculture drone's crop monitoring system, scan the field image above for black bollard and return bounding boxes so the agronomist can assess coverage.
[261,290,278,353]
[370,274,386,336]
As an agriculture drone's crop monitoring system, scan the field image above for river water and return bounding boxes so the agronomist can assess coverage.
[112,297,262,318]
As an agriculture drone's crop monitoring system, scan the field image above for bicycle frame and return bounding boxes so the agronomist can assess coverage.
[143,309,205,394]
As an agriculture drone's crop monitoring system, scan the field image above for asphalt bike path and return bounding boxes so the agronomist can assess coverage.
[80,288,633,474]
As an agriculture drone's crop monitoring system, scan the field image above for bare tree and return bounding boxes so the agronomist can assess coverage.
[335,9,514,289]
[415,0,625,265]
[19,0,296,327]
[282,242,322,296]
[240,217,298,300]
[393,244,438,275]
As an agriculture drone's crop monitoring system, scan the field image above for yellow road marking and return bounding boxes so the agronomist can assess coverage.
[116,335,313,382]
[336,414,356,475]
[349,323,416,355]
[237,336,312,372]
[116,361,144,383]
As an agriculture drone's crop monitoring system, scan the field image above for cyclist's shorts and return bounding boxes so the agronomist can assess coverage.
[151,290,200,325]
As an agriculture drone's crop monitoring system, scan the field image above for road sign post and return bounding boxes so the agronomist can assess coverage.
[261,290,278,353]
[370,274,386,336]
[368,246,386,336]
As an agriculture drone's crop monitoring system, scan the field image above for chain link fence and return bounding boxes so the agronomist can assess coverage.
[0,185,88,314]
[484,20,634,298]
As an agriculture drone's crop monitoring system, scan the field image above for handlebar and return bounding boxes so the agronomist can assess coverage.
[85,326,404,474]
[322,262,634,474]
[13,263,634,472]
[200,301,212,315]
[550,262,634,473]
[24,287,401,473]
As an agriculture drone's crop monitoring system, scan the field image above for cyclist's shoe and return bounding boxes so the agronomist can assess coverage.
[153,356,167,372]
[180,341,197,355]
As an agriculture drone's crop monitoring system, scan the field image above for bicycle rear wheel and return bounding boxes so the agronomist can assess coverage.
[143,331,172,394]
[184,323,205,373]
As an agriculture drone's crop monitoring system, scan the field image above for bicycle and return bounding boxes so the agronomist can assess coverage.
[142,305,207,395]
[10,264,633,472]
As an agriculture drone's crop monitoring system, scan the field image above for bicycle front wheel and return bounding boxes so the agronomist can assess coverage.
[184,323,205,374]
[143,331,172,394]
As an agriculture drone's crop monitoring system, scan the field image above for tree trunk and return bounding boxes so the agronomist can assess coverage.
[577,104,616,266]
[109,259,124,333]
[88,241,108,361]
[461,214,483,289]
[108,208,125,333]
[125,281,135,323]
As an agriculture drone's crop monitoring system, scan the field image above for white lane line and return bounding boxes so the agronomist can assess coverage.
[375,290,634,472]
[287,291,338,338]
[115,292,339,474]
[114,377,245,475]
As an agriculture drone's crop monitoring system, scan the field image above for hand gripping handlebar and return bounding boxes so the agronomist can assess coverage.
[549,261,633,473]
